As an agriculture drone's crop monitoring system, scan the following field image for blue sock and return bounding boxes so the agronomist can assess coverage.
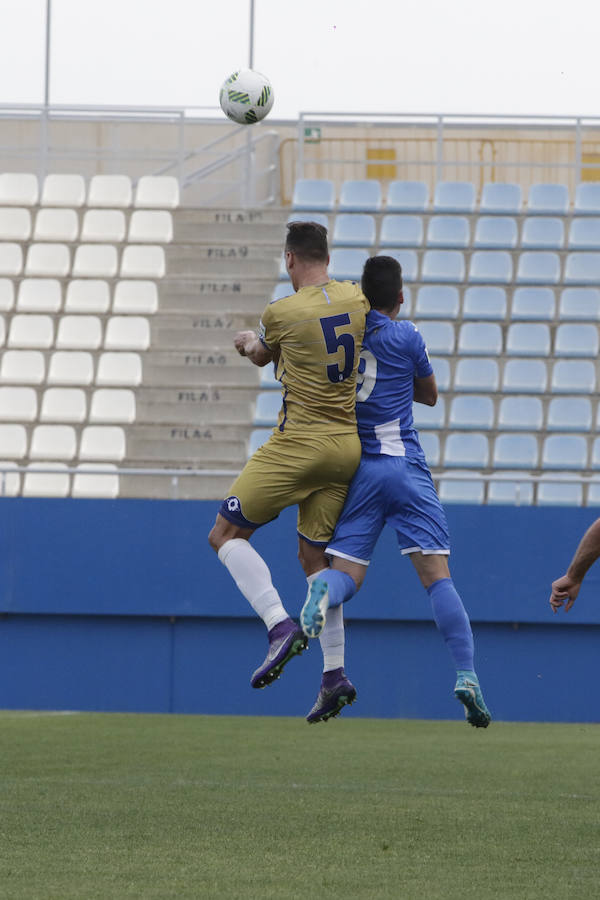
[427,577,474,672]
[318,569,357,608]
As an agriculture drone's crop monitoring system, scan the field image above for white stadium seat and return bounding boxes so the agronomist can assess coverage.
[47,351,94,385]
[17,279,62,312]
[104,316,150,350]
[8,315,54,349]
[33,208,79,242]
[0,424,27,458]
[0,386,37,421]
[79,425,126,461]
[0,350,45,384]
[65,279,111,313]
[0,208,32,241]
[56,315,103,350]
[134,175,180,209]
[128,211,173,243]
[80,210,127,243]
[87,175,132,208]
[23,462,70,498]
[41,174,86,208]
[113,280,158,314]
[0,243,23,276]
[25,243,70,277]
[72,463,119,499]
[120,245,166,278]
[0,280,14,311]
[0,173,38,206]
[0,461,22,496]
[40,387,87,423]
[95,352,142,386]
[72,244,119,278]
[89,388,136,423]
[30,424,77,460]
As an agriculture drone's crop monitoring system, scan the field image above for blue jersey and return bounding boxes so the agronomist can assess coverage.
[355,310,433,457]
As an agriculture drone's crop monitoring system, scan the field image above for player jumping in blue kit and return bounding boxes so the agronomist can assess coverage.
[300,255,491,728]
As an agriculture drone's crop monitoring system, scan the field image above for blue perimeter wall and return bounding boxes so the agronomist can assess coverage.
[0,498,599,723]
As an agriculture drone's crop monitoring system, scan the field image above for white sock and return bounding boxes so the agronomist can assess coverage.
[306,568,328,587]
[319,604,345,671]
[218,538,288,630]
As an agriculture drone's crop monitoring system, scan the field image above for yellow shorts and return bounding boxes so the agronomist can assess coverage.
[222,428,361,544]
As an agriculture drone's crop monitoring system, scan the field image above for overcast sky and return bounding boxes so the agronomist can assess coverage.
[1,0,598,119]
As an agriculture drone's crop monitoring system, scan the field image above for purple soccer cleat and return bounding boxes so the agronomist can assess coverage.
[306,667,357,723]
[250,617,308,689]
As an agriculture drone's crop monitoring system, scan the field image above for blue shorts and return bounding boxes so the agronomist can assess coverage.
[326,454,450,565]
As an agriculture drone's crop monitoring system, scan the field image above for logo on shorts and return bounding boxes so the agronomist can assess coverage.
[226,496,241,513]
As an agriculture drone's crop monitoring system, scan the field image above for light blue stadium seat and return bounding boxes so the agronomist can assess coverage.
[328,248,370,280]
[516,252,561,285]
[278,255,288,279]
[384,249,418,282]
[259,365,281,390]
[479,182,522,215]
[587,482,600,504]
[454,358,499,392]
[421,250,465,283]
[438,474,485,504]
[468,251,513,284]
[339,179,382,212]
[415,286,459,319]
[574,183,600,216]
[542,435,588,470]
[493,433,539,469]
[412,396,445,429]
[551,359,596,394]
[564,252,600,285]
[487,478,534,505]
[473,217,518,249]
[559,287,600,321]
[521,217,564,250]
[271,281,294,301]
[379,215,423,247]
[498,396,543,431]
[430,356,451,391]
[386,180,429,212]
[415,320,455,354]
[591,437,600,469]
[537,481,583,507]
[291,179,335,211]
[554,323,599,357]
[247,429,272,456]
[253,392,281,426]
[433,181,476,214]
[506,323,551,357]
[511,287,555,321]
[527,183,570,215]
[546,396,592,432]
[396,285,412,318]
[426,216,470,248]
[457,322,502,356]
[419,431,440,467]
[567,218,600,250]
[332,214,376,247]
[462,286,507,320]
[443,433,489,468]
[448,395,494,430]
[502,359,548,393]
[286,211,329,229]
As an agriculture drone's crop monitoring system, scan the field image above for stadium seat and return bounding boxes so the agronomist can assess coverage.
[537,481,583,507]
[0,315,6,347]
[247,428,272,456]
[291,179,335,212]
[95,352,142,386]
[8,314,53,349]
[34,209,79,242]
[433,181,476,214]
[24,243,68,277]
[546,396,592,432]
[259,365,280,389]
[457,322,502,356]
[521,217,564,250]
[421,250,464,283]
[134,175,180,209]
[438,473,485,504]
[453,358,499,392]
[468,251,512,284]
[80,210,127,243]
[567,218,600,250]
[0,424,27,458]
[253,392,281,426]
[414,321,455,355]
[72,244,119,279]
[328,248,370,281]
[89,389,136,423]
[379,215,423,247]
[17,279,62,312]
[591,437,600,469]
[22,463,70,498]
[0,243,23,276]
[426,216,470,248]
[0,350,45,384]
[87,175,132,208]
[588,482,600,504]
[516,252,561,285]
[397,286,412,317]
[414,286,459,319]
[56,316,102,350]
[79,425,126,461]
[104,317,150,351]
[47,351,94,385]
[443,433,489,468]
[386,181,429,212]
[462,286,507,320]
[113,280,158,314]
[558,287,600,321]
[30,424,77,460]
[574,183,600,215]
[492,434,539,469]
[564,252,600,285]
[542,435,588,470]
[506,323,551,357]
[554,323,599,357]
[502,359,548,393]
[0,386,37,421]
[418,432,440,467]
[332,214,376,247]
[472,217,518,249]
[510,287,555,321]
[0,208,31,241]
[527,183,569,215]
[271,281,294,302]
[412,396,445,429]
[385,249,418,282]
[41,174,86,208]
[479,182,522,215]
[487,478,534,505]
[65,279,111,313]
[120,246,165,278]
[72,463,120,499]
[128,211,174,243]
[339,180,382,212]
[497,396,543,431]
[448,395,494,430]
[0,280,14,311]
[0,173,38,206]
[40,388,87,423]
[430,357,451,391]
[286,212,329,229]
[550,359,596,394]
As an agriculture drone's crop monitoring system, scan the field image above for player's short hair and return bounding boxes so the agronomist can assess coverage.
[361,255,403,311]
[285,221,329,263]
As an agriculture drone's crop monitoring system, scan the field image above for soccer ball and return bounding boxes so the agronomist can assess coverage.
[219,69,274,125]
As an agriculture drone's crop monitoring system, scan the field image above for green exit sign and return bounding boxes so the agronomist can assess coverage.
[304,127,321,143]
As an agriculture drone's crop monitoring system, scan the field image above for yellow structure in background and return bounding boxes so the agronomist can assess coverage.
[581,154,600,181]
[366,148,397,180]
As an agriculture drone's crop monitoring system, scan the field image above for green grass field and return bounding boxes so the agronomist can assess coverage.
[0,712,599,899]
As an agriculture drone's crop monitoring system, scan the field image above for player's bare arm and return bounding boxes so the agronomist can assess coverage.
[413,373,437,407]
[550,517,600,613]
[233,330,273,367]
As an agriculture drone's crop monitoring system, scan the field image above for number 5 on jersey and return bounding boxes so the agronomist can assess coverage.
[320,313,355,383]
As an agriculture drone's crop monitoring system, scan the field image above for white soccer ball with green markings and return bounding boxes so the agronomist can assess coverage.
[219,69,274,125]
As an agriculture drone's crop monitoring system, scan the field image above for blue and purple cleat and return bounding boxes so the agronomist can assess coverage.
[250,617,308,689]
[306,667,357,723]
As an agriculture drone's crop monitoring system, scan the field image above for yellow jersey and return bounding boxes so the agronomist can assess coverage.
[258,280,369,434]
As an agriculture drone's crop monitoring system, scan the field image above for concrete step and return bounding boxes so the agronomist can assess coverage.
[141,350,261,388]
[150,312,257,349]
[165,244,280,278]
[126,423,248,466]
[158,279,276,315]
[136,386,254,425]
[118,472,235,500]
